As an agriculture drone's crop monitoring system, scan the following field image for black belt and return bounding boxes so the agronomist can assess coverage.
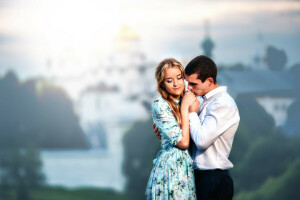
[194,169,229,175]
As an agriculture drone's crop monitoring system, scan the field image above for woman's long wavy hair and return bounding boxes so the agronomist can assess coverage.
[155,58,186,126]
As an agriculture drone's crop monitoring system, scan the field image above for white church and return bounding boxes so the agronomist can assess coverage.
[41,26,156,191]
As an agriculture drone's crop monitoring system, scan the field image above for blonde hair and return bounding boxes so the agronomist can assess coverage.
[155,58,186,125]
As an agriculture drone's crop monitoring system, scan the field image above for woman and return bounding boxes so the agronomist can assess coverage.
[146,58,196,200]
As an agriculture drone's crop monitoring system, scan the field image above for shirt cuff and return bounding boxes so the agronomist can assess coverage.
[189,112,199,123]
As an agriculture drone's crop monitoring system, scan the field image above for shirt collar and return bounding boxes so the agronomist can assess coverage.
[203,86,227,100]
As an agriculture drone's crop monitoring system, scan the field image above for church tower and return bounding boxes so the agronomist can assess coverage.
[201,20,215,58]
[108,25,146,98]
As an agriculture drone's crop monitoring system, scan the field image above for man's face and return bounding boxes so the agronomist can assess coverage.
[185,73,210,96]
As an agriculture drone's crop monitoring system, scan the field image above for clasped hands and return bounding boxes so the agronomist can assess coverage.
[153,91,200,139]
[182,91,200,113]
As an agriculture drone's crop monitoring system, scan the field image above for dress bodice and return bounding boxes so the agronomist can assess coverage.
[152,97,182,150]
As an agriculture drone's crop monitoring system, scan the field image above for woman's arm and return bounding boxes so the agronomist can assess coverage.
[152,95,197,149]
[176,103,190,149]
[177,91,199,149]
[152,98,185,148]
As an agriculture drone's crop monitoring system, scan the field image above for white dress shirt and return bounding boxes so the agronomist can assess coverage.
[189,86,240,170]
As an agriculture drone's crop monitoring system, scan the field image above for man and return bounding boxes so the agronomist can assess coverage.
[154,55,240,199]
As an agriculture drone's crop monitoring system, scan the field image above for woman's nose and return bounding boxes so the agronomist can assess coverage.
[188,85,192,90]
[173,80,178,86]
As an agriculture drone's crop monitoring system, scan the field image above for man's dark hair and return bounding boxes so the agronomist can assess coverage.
[185,55,218,83]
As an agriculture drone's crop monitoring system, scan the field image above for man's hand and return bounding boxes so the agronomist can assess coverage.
[153,123,161,140]
[189,98,200,113]
[182,91,197,109]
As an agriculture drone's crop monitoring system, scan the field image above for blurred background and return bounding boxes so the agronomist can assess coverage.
[0,0,299,199]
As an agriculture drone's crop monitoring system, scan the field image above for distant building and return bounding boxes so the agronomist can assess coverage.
[42,25,156,191]
[252,32,267,70]
[74,25,156,191]
[219,71,296,127]
[201,20,215,58]
[109,25,148,98]
[74,81,149,190]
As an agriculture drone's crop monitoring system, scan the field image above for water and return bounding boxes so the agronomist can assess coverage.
[41,149,125,191]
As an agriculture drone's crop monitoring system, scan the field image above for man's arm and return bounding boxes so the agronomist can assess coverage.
[189,102,239,150]
[153,123,161,140]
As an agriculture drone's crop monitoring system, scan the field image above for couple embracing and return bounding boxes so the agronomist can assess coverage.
[146,55,240,200]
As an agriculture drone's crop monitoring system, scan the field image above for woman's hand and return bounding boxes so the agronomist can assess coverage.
[182,91,197,110]
[189,98,200,113]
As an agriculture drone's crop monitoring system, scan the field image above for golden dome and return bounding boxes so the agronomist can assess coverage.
[116,25,139,40]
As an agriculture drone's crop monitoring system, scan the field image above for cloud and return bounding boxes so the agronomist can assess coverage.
[0,0,300,68]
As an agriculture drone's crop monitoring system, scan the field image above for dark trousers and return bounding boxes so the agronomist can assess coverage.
[194,169,234,200]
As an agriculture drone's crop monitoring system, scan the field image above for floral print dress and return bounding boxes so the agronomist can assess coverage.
[146,97,196,200]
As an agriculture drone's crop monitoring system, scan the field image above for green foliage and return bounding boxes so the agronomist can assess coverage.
[230,94,276,173]
[232,134,300,192]
[235,158,300,200]
[284,98,300,135]
[0,71,89,149]
[289,63,300,93]
[265,46,287,70]
[122,118,160,200]
[235,94,275,135]
[0,186,129,200]
[231,94,300,199]
[201,37,215,58]
[0,146,45,200]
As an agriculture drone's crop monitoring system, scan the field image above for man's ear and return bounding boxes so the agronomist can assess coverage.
[207,77,214,86]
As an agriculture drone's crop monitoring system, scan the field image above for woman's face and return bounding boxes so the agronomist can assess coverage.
[162,67,185,100]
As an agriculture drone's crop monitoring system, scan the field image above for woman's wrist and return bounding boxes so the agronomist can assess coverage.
[180,104,189,112]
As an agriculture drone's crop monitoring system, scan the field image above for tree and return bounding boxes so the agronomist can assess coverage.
[283,98,300,135]
[0,71,89,149]
[0,71,90,199]
[0,145,45,200]
[230,93,300,198]
[265,46,287,70]
[289,63,300,90]
[201,37,215,58]
[283,63,300,135]
[36,85,89,148]
[235,158,300,200]
[232,133,299,192]
[122,118,160,200]
[230,94,276,192]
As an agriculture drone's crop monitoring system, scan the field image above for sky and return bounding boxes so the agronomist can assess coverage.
[0,0,300,81]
